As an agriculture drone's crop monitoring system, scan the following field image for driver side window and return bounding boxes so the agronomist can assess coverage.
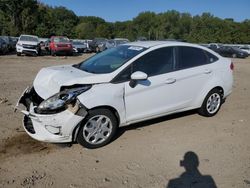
[112,47,175,83]
[132,47,174,77]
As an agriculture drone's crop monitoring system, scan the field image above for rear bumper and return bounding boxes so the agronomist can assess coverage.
[15,87,86,143]
[54,47,73,52]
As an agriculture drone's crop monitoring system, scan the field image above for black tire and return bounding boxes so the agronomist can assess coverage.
[17,52,21,56]
[198,88,222,117]
[77,108,118,149]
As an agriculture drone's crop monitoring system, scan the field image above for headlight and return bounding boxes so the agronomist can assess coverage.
[36,85,91,114]
[16,43,22,47]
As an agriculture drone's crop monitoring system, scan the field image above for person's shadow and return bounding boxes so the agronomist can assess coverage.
[166,151,217,188]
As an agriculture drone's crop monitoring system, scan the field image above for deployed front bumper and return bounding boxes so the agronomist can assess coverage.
[16,46,39,55]
[15,87,86,143]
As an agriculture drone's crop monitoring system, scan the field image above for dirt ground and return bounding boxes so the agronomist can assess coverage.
[0,54,249,188]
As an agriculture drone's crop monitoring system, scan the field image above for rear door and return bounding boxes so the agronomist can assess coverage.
[173,46,216,108]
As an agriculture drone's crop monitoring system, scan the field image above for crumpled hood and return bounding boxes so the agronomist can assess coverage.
[33,65,112,99]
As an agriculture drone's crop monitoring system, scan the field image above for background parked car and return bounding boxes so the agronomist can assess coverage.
[239,46,250,55]
[0,36,16,52]
[0,37,8,55]
[89,38,108,52]
[10,37,18,46]
[217,46,248,58]
[49,36,73,56]
[72,40,87,53]
[207,43,223,53]
[106,38,129,49]
[16,35,40,56]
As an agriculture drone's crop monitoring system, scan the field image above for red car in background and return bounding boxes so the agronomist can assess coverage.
[49,36,73,56]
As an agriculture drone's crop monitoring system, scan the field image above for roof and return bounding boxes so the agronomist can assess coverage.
[126,40,187,48]
[20,34,38,38]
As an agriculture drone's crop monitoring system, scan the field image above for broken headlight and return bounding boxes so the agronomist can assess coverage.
[36,85,91,114]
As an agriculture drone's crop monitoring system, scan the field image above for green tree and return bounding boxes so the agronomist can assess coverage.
[1,1,250,43]
[75,22,95,39]
[0,0,38,36]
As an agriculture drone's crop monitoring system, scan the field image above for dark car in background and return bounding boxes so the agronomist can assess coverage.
[72,40,87,53]
[0,37,8,55]
[49,36,73,56]
[0,36,16,52]
[89,38,108,52]
[217,46,248,58]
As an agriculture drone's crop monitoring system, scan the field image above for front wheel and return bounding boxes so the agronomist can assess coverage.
[77,109,118,149]
[198,89,222,117]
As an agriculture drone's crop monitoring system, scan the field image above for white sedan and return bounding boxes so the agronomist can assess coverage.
[16,41,233,148]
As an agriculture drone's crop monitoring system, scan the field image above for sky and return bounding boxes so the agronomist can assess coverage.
[40,0,250,22]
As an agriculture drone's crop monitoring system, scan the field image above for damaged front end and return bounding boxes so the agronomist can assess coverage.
[15,86,89,143]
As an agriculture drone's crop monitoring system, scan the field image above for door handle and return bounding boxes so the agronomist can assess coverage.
[204,69,212,74]
[165,78,176,84]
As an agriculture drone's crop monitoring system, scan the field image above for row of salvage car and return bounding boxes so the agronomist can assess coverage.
[1,34,129,56]
[15,34,130,56]
[203,43,250,58]
[1,34,249,58]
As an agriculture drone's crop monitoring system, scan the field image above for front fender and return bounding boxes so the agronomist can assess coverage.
[77,83,126,126]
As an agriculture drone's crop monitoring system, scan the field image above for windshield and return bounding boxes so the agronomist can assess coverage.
[20,36,38,42]
[76,45,146,74]
[53,37,69,43]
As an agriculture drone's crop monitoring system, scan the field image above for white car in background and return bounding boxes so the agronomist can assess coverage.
[16,35,40,56]
[16,41,233,148]
[239,46,250,55]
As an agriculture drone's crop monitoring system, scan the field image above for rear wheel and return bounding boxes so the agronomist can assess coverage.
[77,109,118,149]
[198,88,222,117]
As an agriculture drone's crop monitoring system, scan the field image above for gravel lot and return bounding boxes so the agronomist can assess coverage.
[0,54,249,188]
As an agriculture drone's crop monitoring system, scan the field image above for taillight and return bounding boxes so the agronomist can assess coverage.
[230,62,234,71]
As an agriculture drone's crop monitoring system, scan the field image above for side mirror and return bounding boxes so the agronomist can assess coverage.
[129,71,148,88]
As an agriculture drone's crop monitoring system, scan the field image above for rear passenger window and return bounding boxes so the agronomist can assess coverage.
[177,46,208,69]
[132,47,174,77]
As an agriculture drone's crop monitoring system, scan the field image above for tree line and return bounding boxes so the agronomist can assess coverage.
[0,0,250,43]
